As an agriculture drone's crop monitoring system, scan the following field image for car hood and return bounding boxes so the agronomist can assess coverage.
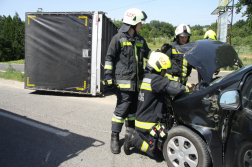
[175,39,243,84]
[172,64,252,128]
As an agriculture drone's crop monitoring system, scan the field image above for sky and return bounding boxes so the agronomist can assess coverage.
[0,0,247,27]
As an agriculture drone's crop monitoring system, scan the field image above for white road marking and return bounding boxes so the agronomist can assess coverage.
[0,111,70,137]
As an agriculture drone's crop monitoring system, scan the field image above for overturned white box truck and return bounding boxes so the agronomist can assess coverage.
[24,11,118,96]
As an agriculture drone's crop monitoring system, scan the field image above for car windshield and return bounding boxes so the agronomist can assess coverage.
[209,65,246,86]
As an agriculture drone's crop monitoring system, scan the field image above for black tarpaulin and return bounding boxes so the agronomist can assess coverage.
[25,13,92,92]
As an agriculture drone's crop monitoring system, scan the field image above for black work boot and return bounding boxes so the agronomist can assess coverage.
[125,127,131,134]
[110,132,120,154]
[124,127,135,155]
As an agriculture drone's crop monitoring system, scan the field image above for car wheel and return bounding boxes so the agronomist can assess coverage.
[235,141,252,167]
[163,126,211,167]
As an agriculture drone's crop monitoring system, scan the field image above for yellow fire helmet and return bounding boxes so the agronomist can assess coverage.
[122,8,147,26]
[147,52,171,72]
[204,30,217,40]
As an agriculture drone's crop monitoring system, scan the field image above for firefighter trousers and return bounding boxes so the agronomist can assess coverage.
[131,130,164,161]
[111,90,138,132]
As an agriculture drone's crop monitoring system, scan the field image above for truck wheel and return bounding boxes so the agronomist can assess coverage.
[235,141,252,167]
[163,126,211,167]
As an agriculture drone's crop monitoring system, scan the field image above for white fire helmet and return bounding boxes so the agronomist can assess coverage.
[122,8,147,26]
[175,24,191,36]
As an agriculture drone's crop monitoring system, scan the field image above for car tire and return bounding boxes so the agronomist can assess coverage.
[163,126,211,167]
[235,141,252,167]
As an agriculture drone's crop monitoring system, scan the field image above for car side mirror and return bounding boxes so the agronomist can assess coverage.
[219,90,240,110]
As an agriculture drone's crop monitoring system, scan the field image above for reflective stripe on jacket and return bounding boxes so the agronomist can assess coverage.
[104,32,152,91]
[136,71,185,130]
[165,41,192,85]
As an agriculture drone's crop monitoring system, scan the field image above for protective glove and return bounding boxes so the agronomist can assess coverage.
[161,43,172,53]
[102,74,117,92]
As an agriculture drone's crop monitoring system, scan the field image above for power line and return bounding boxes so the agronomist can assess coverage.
[105,0,156,12]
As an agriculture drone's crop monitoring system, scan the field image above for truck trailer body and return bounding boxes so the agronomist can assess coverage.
[24,11,118,96]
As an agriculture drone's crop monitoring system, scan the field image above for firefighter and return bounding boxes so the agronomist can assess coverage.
[197,30,219,83]
[161,24,193,87]
[124,52,186,160]
[103,8,153,154]
[204,29,217,40]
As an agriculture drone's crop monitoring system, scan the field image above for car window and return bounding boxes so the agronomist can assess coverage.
[241,75,252,110]
[209,65,252,87]
[209,67,243,86]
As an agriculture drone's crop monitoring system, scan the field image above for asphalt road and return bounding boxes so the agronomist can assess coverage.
[0,64,231,166]
[0,78,168,167]
[0,63,230,84]
[0,63,24,72]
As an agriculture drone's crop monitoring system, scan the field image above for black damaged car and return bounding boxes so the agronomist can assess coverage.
[162,40,252,167]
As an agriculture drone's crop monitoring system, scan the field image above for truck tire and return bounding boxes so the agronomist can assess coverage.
[235,141,252,167]
[163,126,211,167]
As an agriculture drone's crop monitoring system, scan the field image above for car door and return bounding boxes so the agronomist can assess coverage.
[224,73,252,167]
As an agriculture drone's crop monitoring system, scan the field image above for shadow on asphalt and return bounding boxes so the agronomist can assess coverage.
[29,90,116,98]
[0,108,105,167]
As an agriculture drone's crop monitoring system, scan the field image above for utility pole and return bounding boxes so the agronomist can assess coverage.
[230,0,234,45]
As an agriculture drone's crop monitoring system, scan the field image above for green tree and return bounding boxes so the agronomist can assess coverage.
[233,19,247,28]
[0,13,25,61]
[139,28,150,38]
[160,22,174,38]
[207,22,217,34]
[12,12,25,60]
[191,24,203,31]
[0,15,6,60]
[113,19,123,28]
[232,20,251,36]
[150,20,161,30]
[141,23,152,31]
[235,0,252,26]
[191,25,204,36]
[150,27,158,38]
[191,30,200,37]
[0,15,6,35]
[1,15,14,61]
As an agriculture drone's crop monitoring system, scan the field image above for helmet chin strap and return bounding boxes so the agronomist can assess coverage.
[131,25,137,35]
[175,37,180,44]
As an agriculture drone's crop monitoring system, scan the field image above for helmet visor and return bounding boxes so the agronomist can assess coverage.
[178,32,191,36]
[141,11,147,22]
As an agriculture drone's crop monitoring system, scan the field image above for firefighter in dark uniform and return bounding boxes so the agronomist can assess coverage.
[162,24,193,87]
[103,8,153,154]
[123,52,186,160]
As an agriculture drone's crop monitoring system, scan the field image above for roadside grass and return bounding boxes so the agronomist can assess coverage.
[239,54,252,67]
[0,42,250,82]
[148,37,172,51]
[234,46,251,55]
[148,43,160,51]
[0,64,24,82]
[0,59,25,64]
[148,39,252,69]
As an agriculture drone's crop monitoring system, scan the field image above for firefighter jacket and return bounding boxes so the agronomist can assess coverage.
[104,32,152,91]
[164,41,193,85]
[135,71,185,132]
